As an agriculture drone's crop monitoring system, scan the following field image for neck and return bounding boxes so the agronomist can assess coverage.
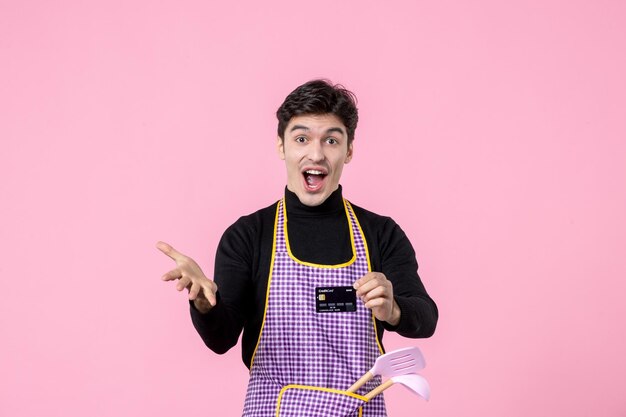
[284,185,344,216]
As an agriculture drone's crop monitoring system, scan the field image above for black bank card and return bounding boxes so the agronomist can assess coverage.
[316,286,357,313]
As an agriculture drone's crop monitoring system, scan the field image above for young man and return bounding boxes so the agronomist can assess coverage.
[157,80,438,416]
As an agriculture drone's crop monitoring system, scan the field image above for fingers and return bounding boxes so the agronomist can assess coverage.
[176,275,191,291]
[353,272,399,324]
[360,285,387,304]
[158,240,217,309]
[189,282,217,309]
[188,281,201,300]
[353,272,383,292]
[155,241,186,262]
[363,297,386,310]
[162,267,217,305]
[203,284,217,306]
[354,272,392,299]
[161,268,182,281]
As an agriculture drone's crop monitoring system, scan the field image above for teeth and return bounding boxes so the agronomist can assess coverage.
[305,170,324,175]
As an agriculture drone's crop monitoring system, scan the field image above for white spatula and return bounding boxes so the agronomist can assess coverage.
[364,373,430,401]
[347,346,425,393]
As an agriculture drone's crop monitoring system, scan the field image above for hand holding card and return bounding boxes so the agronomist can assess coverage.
[353,272,401,326]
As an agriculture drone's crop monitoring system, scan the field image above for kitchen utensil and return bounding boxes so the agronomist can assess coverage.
[347,346,425,393]
[364,373,430,401]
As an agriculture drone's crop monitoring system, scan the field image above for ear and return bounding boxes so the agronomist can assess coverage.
[345,142,353,164]
[277,136,285,160]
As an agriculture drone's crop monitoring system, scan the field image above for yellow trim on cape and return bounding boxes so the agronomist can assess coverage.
[248,200,280,369]
[283,198,357,268]
[275,384,368,417]
[346,200,385,356]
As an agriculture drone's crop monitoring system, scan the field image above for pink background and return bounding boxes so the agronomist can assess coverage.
[2,0,625,416]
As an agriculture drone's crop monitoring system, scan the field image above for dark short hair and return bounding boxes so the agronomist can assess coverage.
[276,79,359,144]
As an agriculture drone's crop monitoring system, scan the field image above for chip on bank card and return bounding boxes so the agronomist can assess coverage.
[315,286,357,313]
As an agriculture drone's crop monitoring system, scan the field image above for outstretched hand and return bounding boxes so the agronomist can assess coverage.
[156,241,217,313]
[353,272,401,326]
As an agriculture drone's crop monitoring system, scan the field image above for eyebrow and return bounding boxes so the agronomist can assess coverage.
[289,125,346,136]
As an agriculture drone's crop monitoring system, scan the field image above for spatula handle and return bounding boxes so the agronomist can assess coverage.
[364,379,394,400]
[346,371,374,393]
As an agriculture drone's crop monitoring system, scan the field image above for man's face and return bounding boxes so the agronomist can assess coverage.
[277,113,353,207]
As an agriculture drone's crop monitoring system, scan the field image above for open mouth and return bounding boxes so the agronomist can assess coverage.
[302,169,327,191]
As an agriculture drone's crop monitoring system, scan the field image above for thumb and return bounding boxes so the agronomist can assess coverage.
[204,286,217,307]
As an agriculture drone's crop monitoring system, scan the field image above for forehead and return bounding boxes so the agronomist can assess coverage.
[285,113,347,135]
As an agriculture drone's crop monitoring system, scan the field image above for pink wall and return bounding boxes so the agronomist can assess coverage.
[2,1,625,416]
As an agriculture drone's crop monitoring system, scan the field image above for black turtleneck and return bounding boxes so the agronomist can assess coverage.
[190,186,438,369]
[284,184,353,265]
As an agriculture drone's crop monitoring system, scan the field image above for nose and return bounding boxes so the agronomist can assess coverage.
[308,139,324,162]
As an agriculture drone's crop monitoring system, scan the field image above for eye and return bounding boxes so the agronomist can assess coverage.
[295,136,307,143]
[326,137,338,145]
